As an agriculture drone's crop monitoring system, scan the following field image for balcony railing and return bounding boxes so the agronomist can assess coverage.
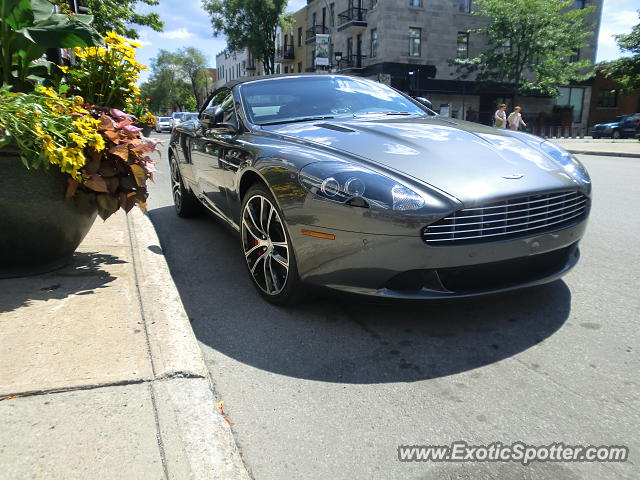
[337,7,367,31]
[275,44,295,62]
[338,54,367,70]
[305,25,329,43]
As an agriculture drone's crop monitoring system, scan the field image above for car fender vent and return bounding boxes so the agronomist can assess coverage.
[315,123,356,133]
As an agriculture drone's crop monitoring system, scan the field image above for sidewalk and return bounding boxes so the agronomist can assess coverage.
[553,138,640,158]
[0,210,250,480]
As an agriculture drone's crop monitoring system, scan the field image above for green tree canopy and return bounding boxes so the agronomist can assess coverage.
[202,0,291,75]
[51,0,163,39]
[602,11,640,93]
[452,0,595,101]
[140,48,211,113]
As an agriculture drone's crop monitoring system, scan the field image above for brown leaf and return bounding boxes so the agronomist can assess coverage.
[105,176,119,194]
[124,195,136,213]
[109,144,129,162]
[99,113,115,131]
[104,130,120,143]
[132,141,158,155]
[83,174,109,193]
[96,193,120,220]
[129,164,147,187]
[65,178,79,200]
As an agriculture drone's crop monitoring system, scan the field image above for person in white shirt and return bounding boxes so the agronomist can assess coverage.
[507,106,527,131]
[494,103,507,128]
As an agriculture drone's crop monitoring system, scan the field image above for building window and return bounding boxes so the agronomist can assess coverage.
[556,87,584,122]
[499,39,512,53]
[370,0,378,8]
[597,89,618,108]
[298,27,302,47]
[409,0,422,7]
[457,32,469,58]
[298,62,302,73]
[569,48,580,62]
[409,27,421,57]
[459,0,471,12]
[573,0,585,8]
[330,3,335,26]
[370,29,378,57]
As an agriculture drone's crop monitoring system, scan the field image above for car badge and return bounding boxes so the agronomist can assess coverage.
[502,174,524,179]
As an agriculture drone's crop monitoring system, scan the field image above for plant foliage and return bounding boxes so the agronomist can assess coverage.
[0,0,102,91]
[202,0,291,75]
[451,0,595,100]
[602,11,640,93]
[50,0,163,39]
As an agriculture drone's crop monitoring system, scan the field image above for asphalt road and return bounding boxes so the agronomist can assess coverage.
[146,135,639,480]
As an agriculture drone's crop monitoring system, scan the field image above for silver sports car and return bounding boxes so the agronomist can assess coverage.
[169,74,591,304]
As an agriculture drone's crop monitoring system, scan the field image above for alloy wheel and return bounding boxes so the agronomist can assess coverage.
[241,194,290,295]
[170,159,182,211]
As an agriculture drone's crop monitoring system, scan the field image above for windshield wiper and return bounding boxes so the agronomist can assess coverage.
[260,115,335,126]
[354,111,413,116]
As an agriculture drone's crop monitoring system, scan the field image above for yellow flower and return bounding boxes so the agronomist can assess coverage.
[58,65,69,73]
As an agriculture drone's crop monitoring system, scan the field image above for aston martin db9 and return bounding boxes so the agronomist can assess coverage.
[169,75,591,304]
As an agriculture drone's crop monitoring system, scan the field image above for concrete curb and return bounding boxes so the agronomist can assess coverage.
[127,210,251,480]
[568,149,640,159]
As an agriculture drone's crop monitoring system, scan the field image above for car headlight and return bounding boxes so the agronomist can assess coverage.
[539,141,590,184]
[299,161,425,211]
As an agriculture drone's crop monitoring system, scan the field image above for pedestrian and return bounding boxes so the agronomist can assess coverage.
[494,104,507,128]
[508,106,527,131]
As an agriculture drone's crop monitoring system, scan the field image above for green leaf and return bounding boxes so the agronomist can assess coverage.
[18,14,103,48]
[1,0,33,30]
[30,0,54,22]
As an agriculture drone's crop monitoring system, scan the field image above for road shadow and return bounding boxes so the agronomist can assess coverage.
[149,205,572,384]
[0,252,124,314]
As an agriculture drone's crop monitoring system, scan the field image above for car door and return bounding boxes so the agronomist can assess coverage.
[190,89,240,222]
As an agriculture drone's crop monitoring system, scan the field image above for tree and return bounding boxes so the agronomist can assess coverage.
[51,0,163,39]
[140,48,210,113]
[452,0,595,102]
[179,47,210,107]
[602,11,640,93]
[202,0,291,75]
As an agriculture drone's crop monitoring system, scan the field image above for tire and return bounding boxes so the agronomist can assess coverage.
[240,183,304,305]
[169,155,200,217]
[612,130,621,139]
[592,135,599,139]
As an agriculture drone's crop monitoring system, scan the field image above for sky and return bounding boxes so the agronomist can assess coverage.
[133,0,637,84]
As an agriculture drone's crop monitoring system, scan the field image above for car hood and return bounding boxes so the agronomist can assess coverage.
[594,122,617,127]
[264,116,580,204]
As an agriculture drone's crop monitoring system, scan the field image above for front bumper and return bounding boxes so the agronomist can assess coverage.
[289,219,587,299]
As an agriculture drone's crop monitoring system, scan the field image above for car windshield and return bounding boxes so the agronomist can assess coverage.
[159,117,171,122]
[173,113,187,120]
[185,113,199,121]
[614,116,624,122]
[239,75,430,126]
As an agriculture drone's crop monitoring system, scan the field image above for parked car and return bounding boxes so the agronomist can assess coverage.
[620,113,640,139]
[591,115,627,139]
[155,116,171,132]
[169,74,591,305]
[170,112,189,131]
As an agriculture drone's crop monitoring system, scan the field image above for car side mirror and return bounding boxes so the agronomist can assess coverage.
[200,106,224,127]
[415,97,433,109]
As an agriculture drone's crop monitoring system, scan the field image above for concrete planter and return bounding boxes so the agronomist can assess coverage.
[0,145,98,278]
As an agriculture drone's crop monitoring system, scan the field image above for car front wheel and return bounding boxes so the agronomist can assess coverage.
[612,130,621,139]
[240,184,304,305]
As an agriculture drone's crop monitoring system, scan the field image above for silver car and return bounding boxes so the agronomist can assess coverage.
[169,75,591,304]
[155,116,171,132]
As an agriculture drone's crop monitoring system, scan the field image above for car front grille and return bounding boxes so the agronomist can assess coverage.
[422,190,588,246]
